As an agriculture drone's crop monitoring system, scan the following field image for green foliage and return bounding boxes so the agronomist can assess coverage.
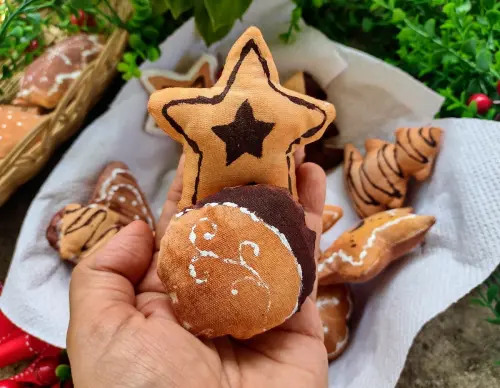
[471,270,500,364]
[0,0,251,85]
[289,0,500,119]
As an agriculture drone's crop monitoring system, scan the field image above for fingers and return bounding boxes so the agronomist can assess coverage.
[296,163,326,303]
[294,146,305,165]
[297,162,326,250]
[155,155,185,249]
[138,155,184,294]
[70,221,154,321]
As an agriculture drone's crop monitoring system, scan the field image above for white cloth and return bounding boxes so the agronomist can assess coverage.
[3,1,497,388]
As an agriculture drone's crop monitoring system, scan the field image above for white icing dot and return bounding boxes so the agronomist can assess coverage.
[231,289,238,295]
[6,115,12,119]
[1,124,6,128]
[142,207,148,214]
[16,121,22,126]
[118,196,126,203]
[131,200,138,206]
[323,326,329,333]
[182,321,192,330]
[0,136,3,140]
[134,215,140,220]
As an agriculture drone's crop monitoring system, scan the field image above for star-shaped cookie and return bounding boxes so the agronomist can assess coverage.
[140,54,218,136]
[318,208,435,284]
[149,27,336,209]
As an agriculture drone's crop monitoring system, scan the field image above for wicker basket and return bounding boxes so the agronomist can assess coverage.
[0,4,130,206]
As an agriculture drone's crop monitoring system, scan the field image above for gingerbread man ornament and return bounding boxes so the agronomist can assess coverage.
[149,27,336,209]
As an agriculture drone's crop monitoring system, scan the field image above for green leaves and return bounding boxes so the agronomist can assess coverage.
[204,0,251,32]
[462,39,477,57]
[476,49,491,72]
[424,19,435,37]
[280,5,302,43]
[392,8,406,23]
[292,0,500,121]
[194,0,231,46]
[168,0,194,19]
[487,284,500,304]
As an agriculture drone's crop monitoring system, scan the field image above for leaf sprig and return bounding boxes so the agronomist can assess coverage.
[288,0,500,120]
[0,0,254,85]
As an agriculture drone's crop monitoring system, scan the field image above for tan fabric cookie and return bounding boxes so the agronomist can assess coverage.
[46,162,155,263]
[140,54,218,136]
[322,204,343,233]
[283,71,343,171]
[345,126,443,218]
[158,184,316,339]
[149,27,336,209]
[16,34,103,109]
[317,284,353,361]
[318,208,435,285]
[0,105,44,159]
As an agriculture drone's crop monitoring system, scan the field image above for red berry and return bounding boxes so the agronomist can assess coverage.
[27,39,39,52]
[35,357,60,386]
[86,14,96,27]
[467,93,493,114]
[70,10,87,27]
[0,381,23,388]
[497,80,500,95]
[70,14,79,26]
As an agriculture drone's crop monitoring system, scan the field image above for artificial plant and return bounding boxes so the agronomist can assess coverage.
[287,0,500,119]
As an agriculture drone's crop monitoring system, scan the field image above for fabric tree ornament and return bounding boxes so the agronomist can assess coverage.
[46,162,155,263]
[344,126,443,218]
[157,185,316,339]
[148,26,336,209]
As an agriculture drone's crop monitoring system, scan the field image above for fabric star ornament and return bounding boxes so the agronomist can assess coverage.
[318,208,435,285]
[140,54,218,136]
[149,26,336,209]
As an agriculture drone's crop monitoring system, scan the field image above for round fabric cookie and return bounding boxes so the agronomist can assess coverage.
[316,284,353,361]
[318,208,435,285]
[157,184,316,339]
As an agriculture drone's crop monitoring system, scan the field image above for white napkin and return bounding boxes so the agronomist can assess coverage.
[3,1,497,388]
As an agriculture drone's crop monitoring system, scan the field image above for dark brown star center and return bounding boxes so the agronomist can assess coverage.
[212,100,275,166]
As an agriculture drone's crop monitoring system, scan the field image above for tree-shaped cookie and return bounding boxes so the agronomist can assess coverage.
[149,27,336,209]
[46,162,155,263]
[345,126,443,218]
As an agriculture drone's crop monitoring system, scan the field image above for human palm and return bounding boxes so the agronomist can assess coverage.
[67,158,328,388]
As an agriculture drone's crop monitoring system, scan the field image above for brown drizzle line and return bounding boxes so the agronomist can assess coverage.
[161,39,328,204]
[396,127,438,164]
[345,151,382,218]
[62,207,120,254]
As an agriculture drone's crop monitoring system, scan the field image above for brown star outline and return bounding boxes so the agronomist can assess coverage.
[151,27,336,207]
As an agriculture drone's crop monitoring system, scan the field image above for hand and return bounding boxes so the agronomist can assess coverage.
[67,156,328,388]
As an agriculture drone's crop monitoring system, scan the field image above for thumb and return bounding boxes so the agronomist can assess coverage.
[69,221,154,326]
